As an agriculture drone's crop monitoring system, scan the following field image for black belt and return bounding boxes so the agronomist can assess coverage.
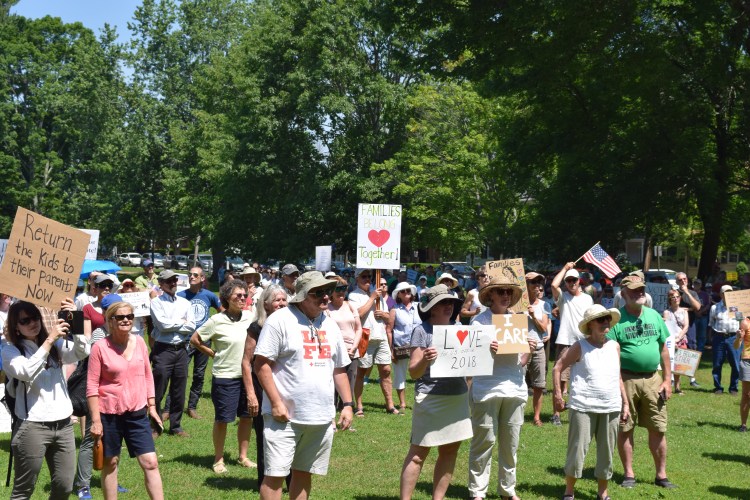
[35,417,71,429]
[621,369,656,378]
[158,342,189,351]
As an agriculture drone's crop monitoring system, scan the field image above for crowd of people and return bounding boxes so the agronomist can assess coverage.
[0,257,748,499]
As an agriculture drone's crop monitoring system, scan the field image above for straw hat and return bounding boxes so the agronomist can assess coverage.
[392,281,417,300]
[436,273,458,289]
[478,276,522,307]
[578,304,621,335]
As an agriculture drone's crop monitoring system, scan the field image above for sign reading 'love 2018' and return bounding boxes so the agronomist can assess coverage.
[356,203,402,269]
[430,325,495,377]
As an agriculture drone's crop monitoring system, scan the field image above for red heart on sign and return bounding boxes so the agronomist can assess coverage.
[456,330,469,345]
[368,229,390,248]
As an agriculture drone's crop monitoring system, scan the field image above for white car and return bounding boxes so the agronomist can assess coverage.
[118,253,142,266]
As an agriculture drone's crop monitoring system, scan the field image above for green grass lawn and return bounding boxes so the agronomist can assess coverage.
[1,355,748,499]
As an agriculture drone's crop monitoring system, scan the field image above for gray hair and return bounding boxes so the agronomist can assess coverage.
[256,284,288,327]
[675,272,687,280]
[219,279,248,309]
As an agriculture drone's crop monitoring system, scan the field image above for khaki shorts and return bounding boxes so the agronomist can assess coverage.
[620,371,667,433]
[528,349,546,388]
[262,416,334,476]
[358,339,391,369]
[557,346,572,382]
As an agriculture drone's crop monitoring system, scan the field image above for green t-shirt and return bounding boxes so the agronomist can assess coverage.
[198,310,253,379]
[606,306,668,373]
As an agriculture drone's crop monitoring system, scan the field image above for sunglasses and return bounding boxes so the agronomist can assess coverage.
[97,282,114,289]
[399,290,412,294]
[233,293,248,299]
[114,313,135,321]
[564,278,578,283]
[164,279,179,285]
[334,285,348,293]
[311,287,335,298]
[358,275,372,280]
[477,274,488,278]
[594,315,612,324]
[18,316,40,326]
[189,272,202,277]
[496,289,514,296]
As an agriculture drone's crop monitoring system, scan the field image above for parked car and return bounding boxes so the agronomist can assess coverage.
[118,252,142,267]
[171,255,189,270]
[196,253,213,272]
[644,268,677,286]
[226,256,246,272]
[141,252,164,268]
[441,261,475,281]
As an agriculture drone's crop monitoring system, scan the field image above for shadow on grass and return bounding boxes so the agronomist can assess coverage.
[414,480,464,498]
[524,481,566,498]
[696,420,739,431]
[703,451,750,465]
[0,436,9,454]
[204,476,257,491]
[709,485,750,498]
[171,452,216,469]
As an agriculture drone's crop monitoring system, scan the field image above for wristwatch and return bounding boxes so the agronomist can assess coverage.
[341,402,354,408]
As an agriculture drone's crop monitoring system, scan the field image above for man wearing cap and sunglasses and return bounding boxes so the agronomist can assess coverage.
[150,270,196,437]
[550,262,594,425]
[280,264,300,301]
[606,274,676,490]
[254,271,353,500]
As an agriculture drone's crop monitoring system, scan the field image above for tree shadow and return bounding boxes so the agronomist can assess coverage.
[415,480,464,498]
[545,465,565,477]
[204,476,258,491]
[703,452,750,466]
[524,481,567,499]
[696,420,739,431]
[708,485,750,498]
[170,453,216,469]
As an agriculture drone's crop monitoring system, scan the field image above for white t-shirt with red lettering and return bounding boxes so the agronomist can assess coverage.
[255,305,350,424]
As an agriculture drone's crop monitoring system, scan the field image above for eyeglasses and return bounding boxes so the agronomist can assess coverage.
[358,275,372,280]
[311,287,335,298]
[18,316,40,326]
[189,272,202,277]
[114,314,135,321]
[477,274,488,278]
[164,278,179,285]
[496,289,514,296]
[594,315,612,324]
[380,282,388,286]
[97,282,114,290]
[334,285,348,293]
[233,293,248,299]
[669,295,680,300]
[564,278,578,283]
[399,290,412,295]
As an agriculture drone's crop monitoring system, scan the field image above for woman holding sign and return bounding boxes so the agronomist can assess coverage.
[388,281,421,412]
[468,276,534,500]
[399,284,472,500]
[734,317,750,432]
[664,290,689,394]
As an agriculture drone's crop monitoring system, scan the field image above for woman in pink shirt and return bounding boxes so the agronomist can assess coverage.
[87,302,164,499]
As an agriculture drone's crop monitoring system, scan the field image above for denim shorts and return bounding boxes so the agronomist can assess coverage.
[101,408,155,458]
[211,377,250,422]
[740,359,750,382]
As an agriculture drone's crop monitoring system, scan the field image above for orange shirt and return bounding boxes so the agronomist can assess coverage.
[735,324,750,360]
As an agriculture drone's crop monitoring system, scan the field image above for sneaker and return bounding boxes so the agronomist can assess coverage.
[654,477,677,489]
[620,477,636,488]
[689,380,699,387]
[739,424,747,432]
[118,484,129,493]
[551,414,562,426]
[729,389,739,396]
[77,487,93,499]
[714,388,724,395]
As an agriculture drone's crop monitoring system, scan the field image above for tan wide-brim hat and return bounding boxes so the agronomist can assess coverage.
[478,276,522,307]
[437,273,459,289]
[418,284,461,314]
[578,304,621,335]
[290,271,337,303]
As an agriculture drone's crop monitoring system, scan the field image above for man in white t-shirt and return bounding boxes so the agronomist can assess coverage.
[254,271,353,500]
[349,269,399,414]
[551,262,593,425]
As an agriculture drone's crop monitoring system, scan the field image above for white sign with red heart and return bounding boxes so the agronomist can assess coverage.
[356,203,402,269]
[430,324,495,378]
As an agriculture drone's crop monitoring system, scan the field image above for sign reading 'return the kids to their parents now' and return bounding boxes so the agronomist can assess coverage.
[356,203,402,269]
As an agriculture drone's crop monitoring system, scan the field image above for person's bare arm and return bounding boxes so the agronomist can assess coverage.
[254,355,288,422]
[241,333,259,416]
[552,341,582,411]
[551,262,575,301]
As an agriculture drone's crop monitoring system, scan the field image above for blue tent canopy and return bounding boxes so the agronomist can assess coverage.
[80,260,121,278]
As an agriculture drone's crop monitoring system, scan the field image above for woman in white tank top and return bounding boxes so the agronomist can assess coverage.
[553,305,629,500]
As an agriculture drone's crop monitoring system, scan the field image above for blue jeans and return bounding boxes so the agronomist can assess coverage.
[712,333,741,392]
[695,315,709,352]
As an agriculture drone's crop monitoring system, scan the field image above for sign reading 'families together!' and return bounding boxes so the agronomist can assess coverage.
[486,258,529,313]
[356,203,402,269]
[0,208,89,308]
[430,325,495,377]
[492,313,532,354]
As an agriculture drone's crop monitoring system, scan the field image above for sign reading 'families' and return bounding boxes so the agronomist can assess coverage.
[0,208,89,308]
[486,258,529,313]
[356,203,402,269]
[724,289,750,316]
[430,325,494,377]
[492,313,531,354]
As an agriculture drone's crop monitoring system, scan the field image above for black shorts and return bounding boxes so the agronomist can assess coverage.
[101,408,155,458]
[211,377,250,423]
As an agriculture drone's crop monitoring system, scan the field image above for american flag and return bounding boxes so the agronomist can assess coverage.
[582,243,622,278]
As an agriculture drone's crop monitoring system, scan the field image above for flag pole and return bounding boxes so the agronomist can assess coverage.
[574,241,600,264]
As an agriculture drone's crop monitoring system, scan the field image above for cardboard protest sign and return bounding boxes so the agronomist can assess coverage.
[0,208,89,309]
[486,258,529,313]
[673,348,702,377]
[175,273,189,293]
[492,313,532,354]
[0,239,7,267]
[315,246,332,272]
[430,325,494,377]
[646,283,672,313]
[726,271,738,282]
[356,203,402,269]
[79,229,99,261]
[119,291,152,318]
[724,289,750,316]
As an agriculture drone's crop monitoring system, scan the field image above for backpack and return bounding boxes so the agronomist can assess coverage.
[66,357,89,417]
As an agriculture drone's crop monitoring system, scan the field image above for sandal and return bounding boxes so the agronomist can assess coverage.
[385,407,401,415]
[533,419,543,427]
[355,407,364,417]
[237,457,257,468]
[212,461,228,474]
